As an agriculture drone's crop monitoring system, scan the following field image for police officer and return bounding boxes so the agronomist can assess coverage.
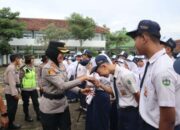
[127,20,179,130]
[90,55,140,130]
[20,54,40,122]
[39,41,92,130]
[160,37,176,61]
[38,55,49,96]
[3,54,21,129]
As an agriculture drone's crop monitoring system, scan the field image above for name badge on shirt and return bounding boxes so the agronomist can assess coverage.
[120,90,127,96]
[144,86,148,97]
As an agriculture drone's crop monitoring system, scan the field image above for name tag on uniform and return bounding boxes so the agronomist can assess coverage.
[120,90,127,96]
[144,86,148,97]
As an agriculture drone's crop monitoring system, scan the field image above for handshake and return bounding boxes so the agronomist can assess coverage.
[77,75,102,88]
[77,75,102,94]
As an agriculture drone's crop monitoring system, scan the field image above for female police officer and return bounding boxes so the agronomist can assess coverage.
[39,41,91,130]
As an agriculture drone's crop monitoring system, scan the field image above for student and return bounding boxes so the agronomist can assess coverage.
[127,19,179,130]
[90,55,140,130]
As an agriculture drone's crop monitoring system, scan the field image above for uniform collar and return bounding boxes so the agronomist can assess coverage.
[46,60,58,68]
[148,48,166,64]
[114,64,120,78]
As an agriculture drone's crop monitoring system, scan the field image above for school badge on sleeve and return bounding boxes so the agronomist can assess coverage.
[161,77,171,87]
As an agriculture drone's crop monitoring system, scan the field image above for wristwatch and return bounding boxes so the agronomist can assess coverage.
[1,112,8,117]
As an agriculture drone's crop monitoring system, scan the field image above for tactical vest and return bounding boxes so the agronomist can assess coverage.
[22,66,36,89]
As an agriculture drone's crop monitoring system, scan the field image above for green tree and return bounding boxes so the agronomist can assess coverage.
[39,23,71,48]
[0,7,25,55]
[0,7,25,65]
[106,28,132,53]
[0,41,12,55]
[67,13,96,49]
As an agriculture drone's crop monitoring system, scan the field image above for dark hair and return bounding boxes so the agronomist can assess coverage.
[41,55,48,63]
[25,54,34,64]
[10,54,20,62]
[142,32,160,43]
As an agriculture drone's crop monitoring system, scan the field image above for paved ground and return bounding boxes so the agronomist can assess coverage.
[0,67,85,130]
[14,102,85,130]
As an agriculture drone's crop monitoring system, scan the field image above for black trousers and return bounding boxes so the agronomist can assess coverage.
[78,81,87,108]
[118,106,139,130]
[5,94,18,125]
[110,101,118,130]
[40,107,71,130]
[21,90,40,117]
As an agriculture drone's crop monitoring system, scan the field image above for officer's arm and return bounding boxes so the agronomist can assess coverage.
[44,68,89,92]
[8,70,18,96]
[46,75,82,91]
[159,107,175,130]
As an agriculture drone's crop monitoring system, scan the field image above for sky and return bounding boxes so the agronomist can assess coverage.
[0,0,180,39]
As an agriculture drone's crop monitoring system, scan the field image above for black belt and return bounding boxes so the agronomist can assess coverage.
[43,93,65,100]
[119,106,138,111]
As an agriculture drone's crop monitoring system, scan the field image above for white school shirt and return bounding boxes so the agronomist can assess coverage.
[139,49,177,128]
[113,65,139,108]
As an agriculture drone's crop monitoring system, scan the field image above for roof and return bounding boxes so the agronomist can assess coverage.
[175,39,180,45]
[18,18,108,34]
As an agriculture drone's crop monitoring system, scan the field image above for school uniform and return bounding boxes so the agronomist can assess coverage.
[139,49,180,130]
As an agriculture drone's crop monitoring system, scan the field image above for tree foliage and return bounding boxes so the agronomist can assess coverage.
[39,23,71,48]
[106,28,132,49]
[0,41,12,55]
[0,7,25,55]
[67,13,96,48]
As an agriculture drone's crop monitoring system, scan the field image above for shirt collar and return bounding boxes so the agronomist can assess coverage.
[148,48,166,64]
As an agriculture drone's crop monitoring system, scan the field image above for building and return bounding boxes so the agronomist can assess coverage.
[9,18,108,55]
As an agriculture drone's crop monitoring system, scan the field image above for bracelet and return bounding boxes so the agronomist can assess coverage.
[1,112,8,117]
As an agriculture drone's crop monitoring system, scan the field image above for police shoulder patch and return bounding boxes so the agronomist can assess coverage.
[48,68,56,75]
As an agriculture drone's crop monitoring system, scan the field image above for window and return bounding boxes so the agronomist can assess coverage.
[34,31,44,38]
[23,31,33,38]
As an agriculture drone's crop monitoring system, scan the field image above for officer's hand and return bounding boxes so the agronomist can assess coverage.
[87,77,95,82]
[78,75,91,82]
[80,88,93,95]
[14,95,19,100]
[88,78,101,88]
[0,116,9,128]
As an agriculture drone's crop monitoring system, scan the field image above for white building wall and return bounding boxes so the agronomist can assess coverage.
[9,38,106,48]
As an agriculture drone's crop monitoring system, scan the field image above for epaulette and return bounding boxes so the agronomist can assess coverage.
[48,68,56,75]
